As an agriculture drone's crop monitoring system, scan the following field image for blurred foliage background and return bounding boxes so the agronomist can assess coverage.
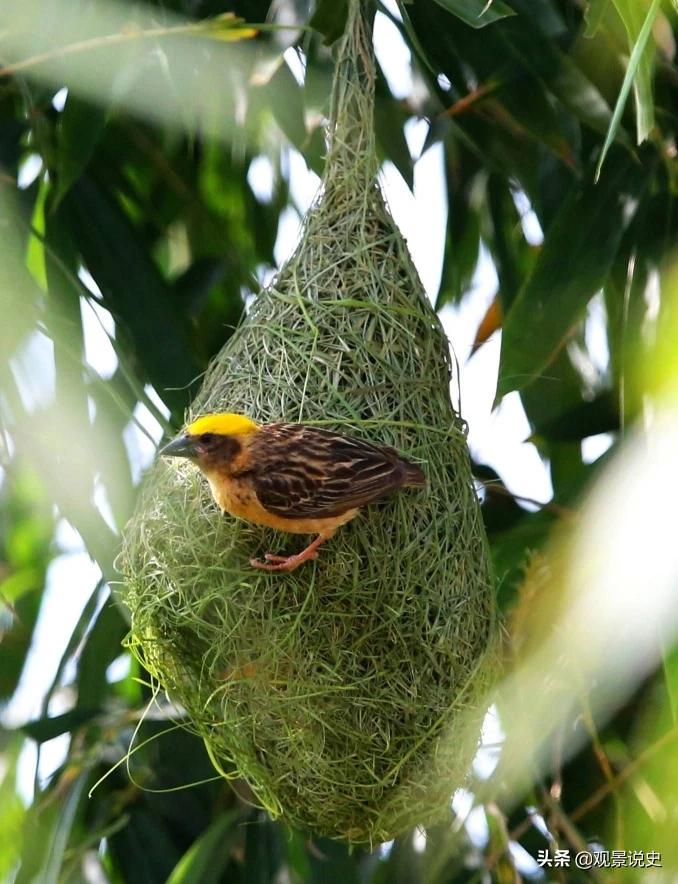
[1,0,678,881]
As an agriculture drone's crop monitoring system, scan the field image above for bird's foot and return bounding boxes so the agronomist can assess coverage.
[263,552,319,563]
[249,550,319,572]
[249,535,328,572]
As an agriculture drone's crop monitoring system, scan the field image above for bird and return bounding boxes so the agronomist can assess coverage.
[159,413,426,572]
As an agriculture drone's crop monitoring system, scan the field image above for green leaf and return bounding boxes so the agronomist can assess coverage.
[309,0,349,44]
[497,149,650,397]
[374,67,413,189]
[595,0,661,180]
[0,187,44,359]
[584,0,607,37]
[307,839,368,884]
[54,95,107,206]
[613,0,659,141]
[0,740,25,882]
[244,814,283,884]
[21,707,99,743]
[39,582,105,720]
[432,0,516,29]
[108,807,181,883]
[60,176,200,410]
[264,59,308,157]
[530,391,619,443]
[548,52,622,141]
[166,811,241,884]
[76,599,128,708]
[282,829,311,881]
[372,836,422,883]
[16,773,86,884]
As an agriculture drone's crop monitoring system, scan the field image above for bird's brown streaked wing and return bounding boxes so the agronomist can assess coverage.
[250,424,421,519]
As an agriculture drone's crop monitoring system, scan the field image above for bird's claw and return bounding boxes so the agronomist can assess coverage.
[249,550,320,572]
[264,552,319,563]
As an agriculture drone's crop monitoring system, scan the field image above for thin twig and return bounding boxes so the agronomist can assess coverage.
[0,18,309,80]
[571,723,678,823]
[487,722,678,870]
[439,82,499,118]
[480,479,575,519]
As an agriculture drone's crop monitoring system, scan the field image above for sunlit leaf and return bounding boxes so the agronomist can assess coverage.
[596,0,661,179]
[166,811,242,884]
[197,13,259,43]
[432,0,516,29]
[584,0,607,38]
[613,0,659,140]
[16,773,87,884]
[0,740,25,882]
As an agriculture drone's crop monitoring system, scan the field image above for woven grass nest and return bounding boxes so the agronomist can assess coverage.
[121,0,498,844]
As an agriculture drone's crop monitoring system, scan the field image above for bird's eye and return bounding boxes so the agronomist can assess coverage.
[200,433,216,445]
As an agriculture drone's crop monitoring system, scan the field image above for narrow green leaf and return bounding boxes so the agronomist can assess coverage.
[265,60,308,156]
[282,829,311,881]
[54,95,107,206]
[497,150,650,397]
[372,836,422,883]
[40,582,105,720]
[244,814,283,884]
[595,0,661,180]
[549,53,623,141]
[21,708,99,743]
[584,0,607,37]
[0,740,25,883]
[166,811,241,884]
[76,599,127,708]
[613,0,658,144]
[16,774,86,884]
[60,176,200,409]
[307,838,366,884]
[530,391,619,443]
[374,70,413,189]
[432,0,516,29]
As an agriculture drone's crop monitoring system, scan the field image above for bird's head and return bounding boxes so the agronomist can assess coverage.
[159,413,259,468]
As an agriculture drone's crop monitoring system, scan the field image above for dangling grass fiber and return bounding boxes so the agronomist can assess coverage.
[121,0,498,844]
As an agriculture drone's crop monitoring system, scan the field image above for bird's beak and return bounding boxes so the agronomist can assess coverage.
[158,434,201,459]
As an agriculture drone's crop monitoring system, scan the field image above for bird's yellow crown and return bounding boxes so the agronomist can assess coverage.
[186,413,259,437]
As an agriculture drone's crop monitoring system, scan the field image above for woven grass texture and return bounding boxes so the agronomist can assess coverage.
[121,0,498,844]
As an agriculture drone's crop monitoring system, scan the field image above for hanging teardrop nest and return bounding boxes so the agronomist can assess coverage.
[121,0,498,844]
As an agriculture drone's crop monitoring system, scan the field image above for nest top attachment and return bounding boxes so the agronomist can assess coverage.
[122,0,498,844]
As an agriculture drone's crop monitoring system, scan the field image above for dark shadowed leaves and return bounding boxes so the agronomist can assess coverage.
[497,147,652,397]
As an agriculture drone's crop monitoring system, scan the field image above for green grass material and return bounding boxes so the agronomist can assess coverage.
[121,0,498,844]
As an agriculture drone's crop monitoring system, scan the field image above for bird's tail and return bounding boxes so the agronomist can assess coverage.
[400,460,426,487]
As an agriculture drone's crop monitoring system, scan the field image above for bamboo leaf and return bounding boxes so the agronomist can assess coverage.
[21,708,99,743]
[498,150,650,396]
[432,0,516,29]
[166,812,242,884]
[584,0,607,37]
[596,0,661,180]
[54,95,107,205]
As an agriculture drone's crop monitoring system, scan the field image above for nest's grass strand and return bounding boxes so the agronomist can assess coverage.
[121,0,498,844]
